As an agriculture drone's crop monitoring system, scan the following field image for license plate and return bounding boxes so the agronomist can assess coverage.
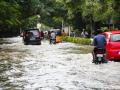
[97,54,103,57]
[30,37,35,40]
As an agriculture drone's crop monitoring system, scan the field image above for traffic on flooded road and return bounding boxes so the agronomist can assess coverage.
[0,37,120,90]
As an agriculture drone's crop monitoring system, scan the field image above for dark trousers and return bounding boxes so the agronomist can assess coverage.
[50,39,56,44]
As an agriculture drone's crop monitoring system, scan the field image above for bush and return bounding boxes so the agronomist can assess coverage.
[62,36,91,45]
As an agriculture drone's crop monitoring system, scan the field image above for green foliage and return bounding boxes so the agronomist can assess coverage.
[62,36,91,45]
[80,0,114,22]
[23,15,39,28]
[0,0,119,36]
[40,0,67,28]
[58,0,84,25]
[0,0,21,28]
[18,0,67,28]
[112,0,120,27]
[59,0,119,31]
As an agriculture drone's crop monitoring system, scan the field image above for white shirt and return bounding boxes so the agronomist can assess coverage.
[51,32,56,39]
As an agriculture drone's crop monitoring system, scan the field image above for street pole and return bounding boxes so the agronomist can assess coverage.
[62,20,64,32]
[36,15,40,29]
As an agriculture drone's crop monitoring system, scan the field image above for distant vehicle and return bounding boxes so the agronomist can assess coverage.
[103,30,120,61]
[51,29,62,43]
[22,28,41,45]
[56,29,62,43]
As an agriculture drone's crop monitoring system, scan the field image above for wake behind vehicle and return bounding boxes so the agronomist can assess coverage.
[22,29,41,45]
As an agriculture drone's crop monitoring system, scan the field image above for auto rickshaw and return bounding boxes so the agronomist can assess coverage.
[56,35,62,43]
[55,29,62,43]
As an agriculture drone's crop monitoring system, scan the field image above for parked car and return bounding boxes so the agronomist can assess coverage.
[22,28,41,45]
[103,30,120,61]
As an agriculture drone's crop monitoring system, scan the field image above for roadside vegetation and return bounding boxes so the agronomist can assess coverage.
[62,36,91,45]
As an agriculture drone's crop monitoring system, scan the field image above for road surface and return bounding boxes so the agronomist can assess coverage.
[0,37,120,90]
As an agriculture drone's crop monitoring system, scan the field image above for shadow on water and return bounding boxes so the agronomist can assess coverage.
[113,60,120,62]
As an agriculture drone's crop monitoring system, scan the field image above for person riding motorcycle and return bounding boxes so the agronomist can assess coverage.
[92,30,107,63]
[50,31,56,44]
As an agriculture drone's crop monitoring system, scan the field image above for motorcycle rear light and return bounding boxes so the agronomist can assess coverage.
[98,50,103,54]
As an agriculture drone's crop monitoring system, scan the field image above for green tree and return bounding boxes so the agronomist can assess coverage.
[81,0,114,33]
[0,0,119,37]
[0,0,21,30]
[17,0,66,29]
[57,0,86,31]
[112,0,120,29]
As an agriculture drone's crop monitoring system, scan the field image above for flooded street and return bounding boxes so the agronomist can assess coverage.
[0,37,120,90]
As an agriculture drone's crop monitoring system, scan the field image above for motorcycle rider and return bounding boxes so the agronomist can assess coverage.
[50,31,56,44]
[92,30,107,63]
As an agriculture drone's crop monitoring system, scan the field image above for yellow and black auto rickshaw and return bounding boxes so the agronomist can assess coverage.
[55,29,62,43]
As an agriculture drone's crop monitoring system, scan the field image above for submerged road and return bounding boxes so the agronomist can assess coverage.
[0,37,120,90]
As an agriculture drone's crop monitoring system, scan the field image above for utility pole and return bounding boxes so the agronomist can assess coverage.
[62,20,64,32]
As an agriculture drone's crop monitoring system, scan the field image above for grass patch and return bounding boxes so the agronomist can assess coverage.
[62,36,91,45]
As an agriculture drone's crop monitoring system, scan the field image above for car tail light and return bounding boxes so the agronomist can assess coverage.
[25,34,28,36]
[39,32,41,37]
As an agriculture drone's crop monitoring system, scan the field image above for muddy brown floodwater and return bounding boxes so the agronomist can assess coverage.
[0,37,120,90]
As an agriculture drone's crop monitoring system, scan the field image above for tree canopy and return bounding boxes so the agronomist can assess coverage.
[0,0,119,36]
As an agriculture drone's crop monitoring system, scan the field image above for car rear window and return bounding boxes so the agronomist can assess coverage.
[29,30,39,36]
[111,34,120,42]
